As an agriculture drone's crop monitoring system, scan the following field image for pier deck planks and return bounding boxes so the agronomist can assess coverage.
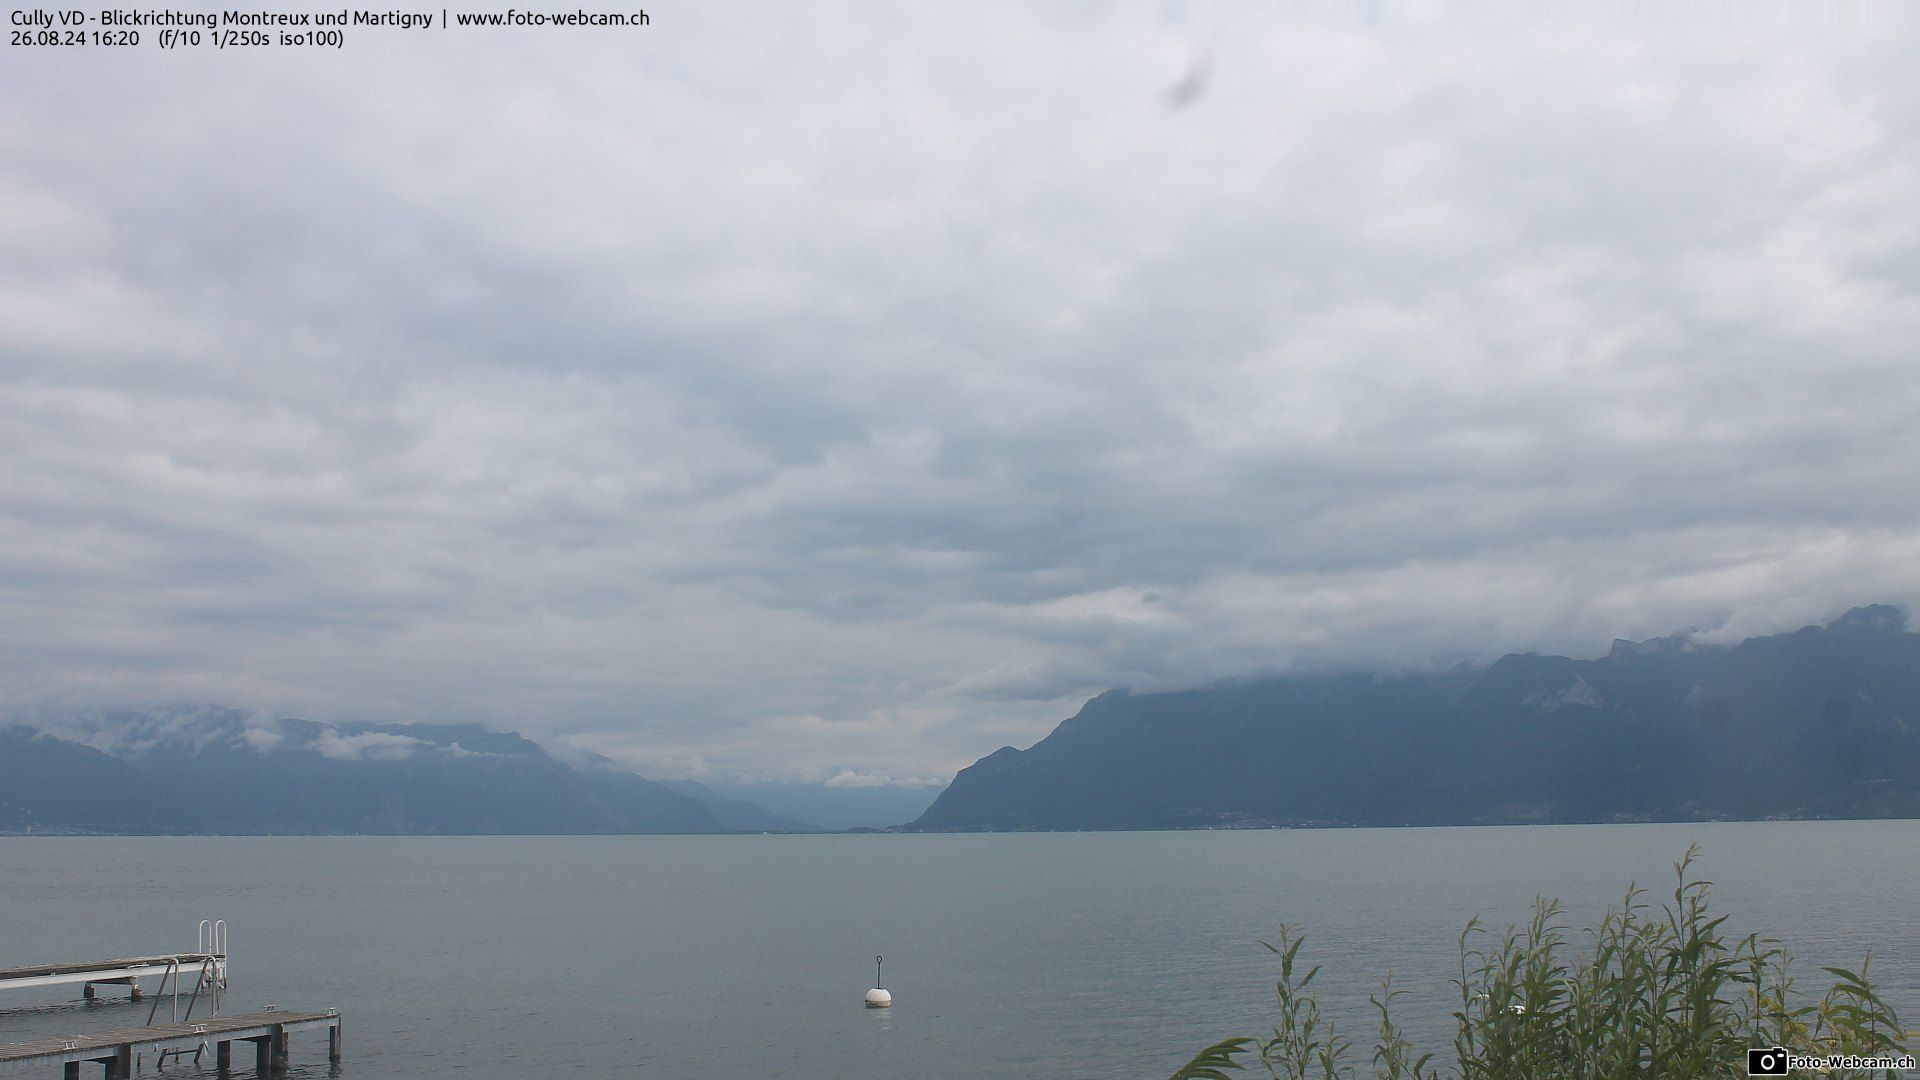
[0,1010,338,1065]
[0,955,220,984]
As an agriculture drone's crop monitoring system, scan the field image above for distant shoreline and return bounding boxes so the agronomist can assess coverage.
[5,815,1913,839]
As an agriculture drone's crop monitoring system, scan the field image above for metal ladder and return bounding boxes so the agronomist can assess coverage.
[147,920,228,1069]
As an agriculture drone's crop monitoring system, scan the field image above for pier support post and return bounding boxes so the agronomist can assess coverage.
[216,1039,232,1070]
[63,1062,79,1080]
[269,1024,288,1071]
[83,981,96,1001]
[128,981,142,1002]
[252,1036,270,1073]
[105,1044,132,1079]
[328,1020,341,1061]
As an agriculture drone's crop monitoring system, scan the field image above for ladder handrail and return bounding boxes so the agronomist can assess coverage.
[144,956,181,1027]
[180,954,219,1020]
[196,919,229,985]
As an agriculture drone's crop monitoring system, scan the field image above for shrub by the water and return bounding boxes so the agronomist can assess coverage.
[1172,847,1912,1079]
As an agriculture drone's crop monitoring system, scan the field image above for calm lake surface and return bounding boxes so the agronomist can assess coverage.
[1,821,1913,1078]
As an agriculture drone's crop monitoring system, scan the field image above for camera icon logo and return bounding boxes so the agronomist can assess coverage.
[1747,1047,1790,1075]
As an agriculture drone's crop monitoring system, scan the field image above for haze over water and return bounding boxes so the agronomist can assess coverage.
[1,821,1912,1078]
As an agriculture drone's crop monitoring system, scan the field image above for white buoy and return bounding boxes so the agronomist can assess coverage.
[866,954,892,1008]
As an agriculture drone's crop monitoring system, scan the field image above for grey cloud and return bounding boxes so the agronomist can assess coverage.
[310,729,430,762]
[4,4,1919,782]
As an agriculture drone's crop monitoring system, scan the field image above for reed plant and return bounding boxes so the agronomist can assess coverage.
[1171,847,1911,1079]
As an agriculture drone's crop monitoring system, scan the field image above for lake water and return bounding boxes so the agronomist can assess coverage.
[0,821,1913,1078]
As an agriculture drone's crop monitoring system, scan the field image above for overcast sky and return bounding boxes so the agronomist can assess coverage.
[4,2,1918,786]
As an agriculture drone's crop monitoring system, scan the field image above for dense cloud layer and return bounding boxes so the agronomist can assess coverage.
[4,3,1918,784]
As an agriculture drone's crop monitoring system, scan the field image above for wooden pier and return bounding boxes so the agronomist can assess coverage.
[0,922,229,1005]
[1,926,345,1075]
[0,1009,340,1077]
[0,955,225,1002]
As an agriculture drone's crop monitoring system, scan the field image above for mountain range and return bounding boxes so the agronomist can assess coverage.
[0,710,818,835]
[7,606,1915,834]
[905,605,1920,831]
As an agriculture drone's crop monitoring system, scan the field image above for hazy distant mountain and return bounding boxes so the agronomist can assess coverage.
[688,779,946,832]
[0,712,780,835]
[906,606,1920,831]
[658,779,824,833]
[0,727,161,832]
